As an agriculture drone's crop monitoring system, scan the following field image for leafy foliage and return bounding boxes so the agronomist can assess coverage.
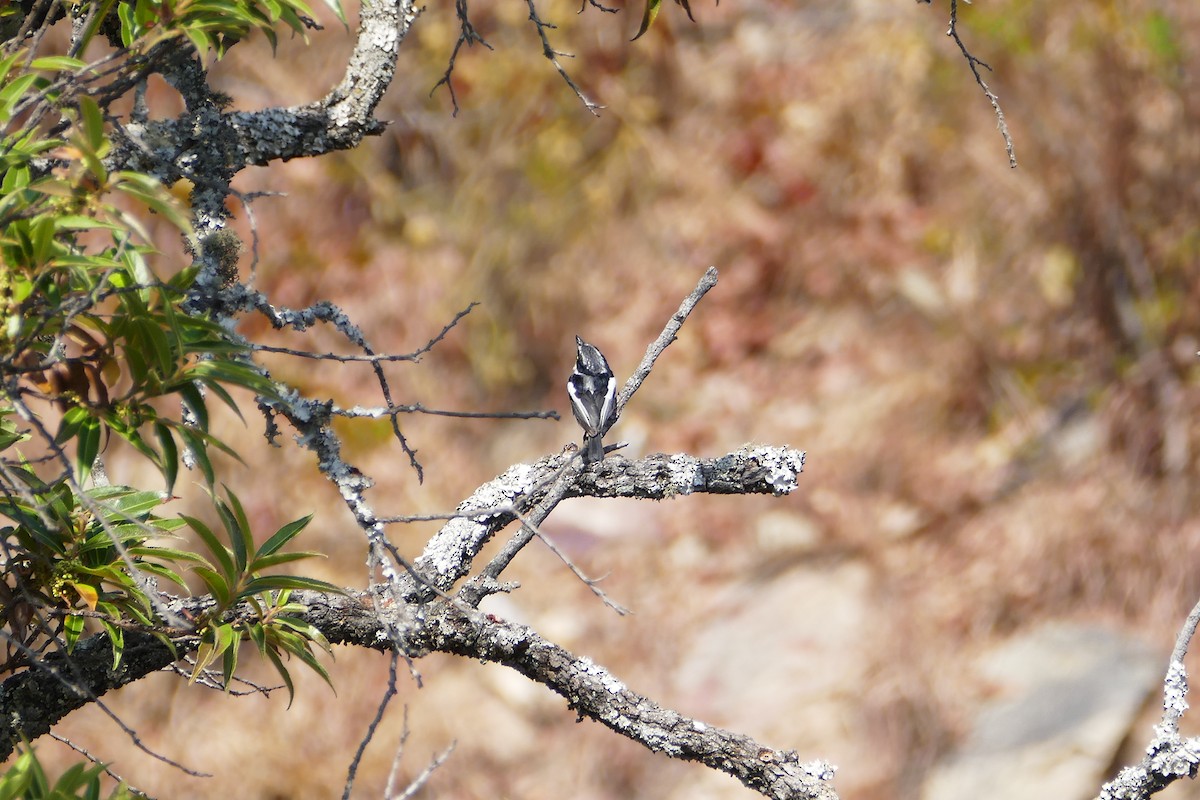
[0,745,137,800]
[631,0,694,41]
[113,0,347,56]
[0,476,192,669]
[182,489,342,704]
[0,0,347,727]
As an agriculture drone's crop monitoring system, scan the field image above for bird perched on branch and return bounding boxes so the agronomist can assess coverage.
[567,335,617,464]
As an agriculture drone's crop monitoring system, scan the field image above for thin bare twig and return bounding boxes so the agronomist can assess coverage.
[171,658,282,696]
[394,740,456,800]
[381,706,457,800]
[48,731,149,796]
[608,265,718,431]
[343,650,401,800]
[230,189,285,285]
[380,446,578,526]
[253,302,478,364]
[334,403,558,421]
[430,0,492,116]
[512,505,630,614]
[944,0,1016,168]
[577,0,620,14]
[523,0,604,116]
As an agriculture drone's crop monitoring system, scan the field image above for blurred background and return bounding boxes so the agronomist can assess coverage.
[39,0,1200,797]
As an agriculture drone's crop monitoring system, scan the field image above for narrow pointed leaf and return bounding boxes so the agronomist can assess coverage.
[244,575,345,595]
[155,421,179,496]
[256,514,312,558]
[264,646,296,707]
[180,514,236,580]
[192,566,233,607]
[631,0,662,40]
[63,613,85,651]
[75,415,101,483]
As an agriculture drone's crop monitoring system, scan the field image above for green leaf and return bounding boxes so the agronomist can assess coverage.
[0,749,35,799]
[198,377,246,422]
[29,214,55,265]
[0,53,21,88]
[29,56,88,72]
[192,622,237,679]
[631,0,692,40]
[182,514,235,581]
[192,565,233,607]
[184,27,211,55]
[105,488,165,518]
[247,550,322,572]
[263,646,296,707]
[132,317,175,379]
[631,0,662,40]
[322,0,347,26]
[155,421,179,496]
[285,637,334,691]
[106,415,161,466]
[101,620,126,669]
[177,381,209,431]
[77,95,106,152]
[113,172,193,234]
[272,616,330,650]
[246,620,268,654]
[55,406,89,445]
[214,494,251,576]
[63,613,85,651]
[128,544,210,566]
[76,415,101,484]
[0,73,41,120]
[117,1,137,46]
[188,359,277,398]
[255,514,312,558]
[221,633,239,689]
[74,0,116,55]
[243,575,344,595]
[55,215,123,231]
[80,528,141,555]
[177,427,215,485]
[127,560,190,590]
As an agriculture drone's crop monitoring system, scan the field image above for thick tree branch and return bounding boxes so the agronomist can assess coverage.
[0,447,816,798]
[0,583,835,800]
[408,599,839,800]
[0,628,189,761]
[409,446,806,601]
[112,0,415,181]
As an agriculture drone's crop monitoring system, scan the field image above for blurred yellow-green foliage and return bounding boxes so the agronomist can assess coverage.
[31,0,1200,798]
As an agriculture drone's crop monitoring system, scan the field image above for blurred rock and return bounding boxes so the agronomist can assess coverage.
[921,623,1160,800]
[755,509,823,554]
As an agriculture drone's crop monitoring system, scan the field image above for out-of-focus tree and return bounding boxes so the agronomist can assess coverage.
[4,0,1193,798]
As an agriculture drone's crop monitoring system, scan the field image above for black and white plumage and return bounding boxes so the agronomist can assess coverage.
[567,335,617,463]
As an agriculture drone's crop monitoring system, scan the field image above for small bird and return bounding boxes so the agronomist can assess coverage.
[567,335,617,464]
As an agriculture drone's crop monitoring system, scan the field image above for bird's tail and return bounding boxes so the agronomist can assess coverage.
[584,434,604,464]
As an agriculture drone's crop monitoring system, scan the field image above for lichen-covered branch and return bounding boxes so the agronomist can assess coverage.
[1,578,836,800]
[409,446,806,600]
[1095,596,1200,799]
[0,446,817,798]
